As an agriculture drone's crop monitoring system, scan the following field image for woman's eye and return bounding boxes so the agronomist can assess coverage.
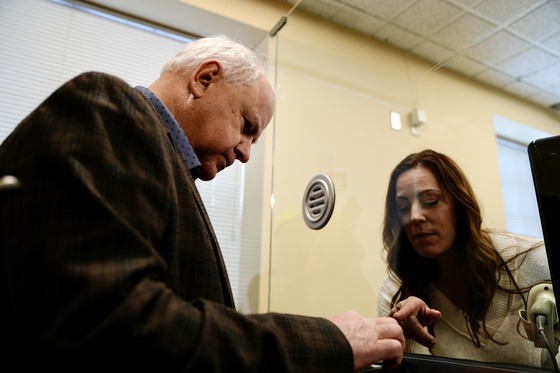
[398,206,410,214]
[423,199,438,207]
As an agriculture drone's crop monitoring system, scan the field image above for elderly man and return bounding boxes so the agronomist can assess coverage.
[0,35,404,372]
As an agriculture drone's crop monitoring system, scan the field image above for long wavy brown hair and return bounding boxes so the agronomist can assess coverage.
[382,149,532,347]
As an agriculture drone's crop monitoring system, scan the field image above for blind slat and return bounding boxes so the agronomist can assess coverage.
[1,0,261,313]
[497,137,543,238]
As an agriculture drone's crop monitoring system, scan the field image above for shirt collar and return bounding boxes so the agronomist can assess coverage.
[135,86,201,179]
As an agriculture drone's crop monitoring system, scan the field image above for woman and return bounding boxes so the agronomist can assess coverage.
[378,149,553,368]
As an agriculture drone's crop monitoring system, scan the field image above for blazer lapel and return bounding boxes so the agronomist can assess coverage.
[189,179,236,308]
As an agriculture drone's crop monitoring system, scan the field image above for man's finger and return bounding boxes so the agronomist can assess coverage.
[372,338,404,368]
[374,319,406,345]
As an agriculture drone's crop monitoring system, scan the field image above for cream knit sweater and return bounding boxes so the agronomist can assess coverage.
[378,231,556,368]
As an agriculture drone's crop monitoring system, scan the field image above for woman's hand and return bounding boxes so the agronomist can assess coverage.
[389,296,442,348]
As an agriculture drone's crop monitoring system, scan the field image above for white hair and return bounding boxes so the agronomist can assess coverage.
[161,35,267,85]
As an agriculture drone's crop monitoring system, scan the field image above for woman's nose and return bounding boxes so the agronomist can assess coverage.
[410,202,426,223]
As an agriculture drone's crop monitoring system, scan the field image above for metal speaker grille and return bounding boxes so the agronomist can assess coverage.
[302,174,335,230]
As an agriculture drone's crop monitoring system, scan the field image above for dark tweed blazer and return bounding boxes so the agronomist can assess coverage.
[0,72,352,372]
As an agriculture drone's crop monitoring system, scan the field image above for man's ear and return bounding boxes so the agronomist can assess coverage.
[190,60,222,98]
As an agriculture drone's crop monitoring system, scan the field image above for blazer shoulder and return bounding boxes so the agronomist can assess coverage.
[62,71,135,95]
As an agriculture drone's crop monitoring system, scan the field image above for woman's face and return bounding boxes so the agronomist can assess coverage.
[395,165,457,259]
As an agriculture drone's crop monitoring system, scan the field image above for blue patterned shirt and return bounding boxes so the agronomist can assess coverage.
[135,86,201,179]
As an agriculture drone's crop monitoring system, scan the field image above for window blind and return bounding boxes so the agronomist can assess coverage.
[0,0,262,313]
[496,137,543,238]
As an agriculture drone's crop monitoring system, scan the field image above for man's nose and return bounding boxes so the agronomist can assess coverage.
[235,139,251,163]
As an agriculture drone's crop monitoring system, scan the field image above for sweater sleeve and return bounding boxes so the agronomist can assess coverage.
[492,231,550,288]
[377,276,397,317]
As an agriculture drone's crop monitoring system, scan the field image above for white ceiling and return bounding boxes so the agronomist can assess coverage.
[277,0,560,112]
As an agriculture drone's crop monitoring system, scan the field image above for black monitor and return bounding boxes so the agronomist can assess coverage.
[528,134,560,305]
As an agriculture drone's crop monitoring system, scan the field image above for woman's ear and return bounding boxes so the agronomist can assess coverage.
[190,60,222,98]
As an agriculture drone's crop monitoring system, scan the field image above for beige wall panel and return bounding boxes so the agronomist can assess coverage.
[267,10,560,317]
[113,0,560,316]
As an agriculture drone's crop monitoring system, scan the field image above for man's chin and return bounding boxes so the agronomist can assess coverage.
[198,166,218,181]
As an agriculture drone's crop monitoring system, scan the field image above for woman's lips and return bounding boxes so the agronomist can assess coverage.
[413,232,435,240]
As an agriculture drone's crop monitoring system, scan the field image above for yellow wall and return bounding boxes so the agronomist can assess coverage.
[264,8,560,318]
[109,0,560,317]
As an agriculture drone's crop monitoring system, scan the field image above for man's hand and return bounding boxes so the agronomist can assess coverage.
[389,296,441,348]
[328,311,405,371]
